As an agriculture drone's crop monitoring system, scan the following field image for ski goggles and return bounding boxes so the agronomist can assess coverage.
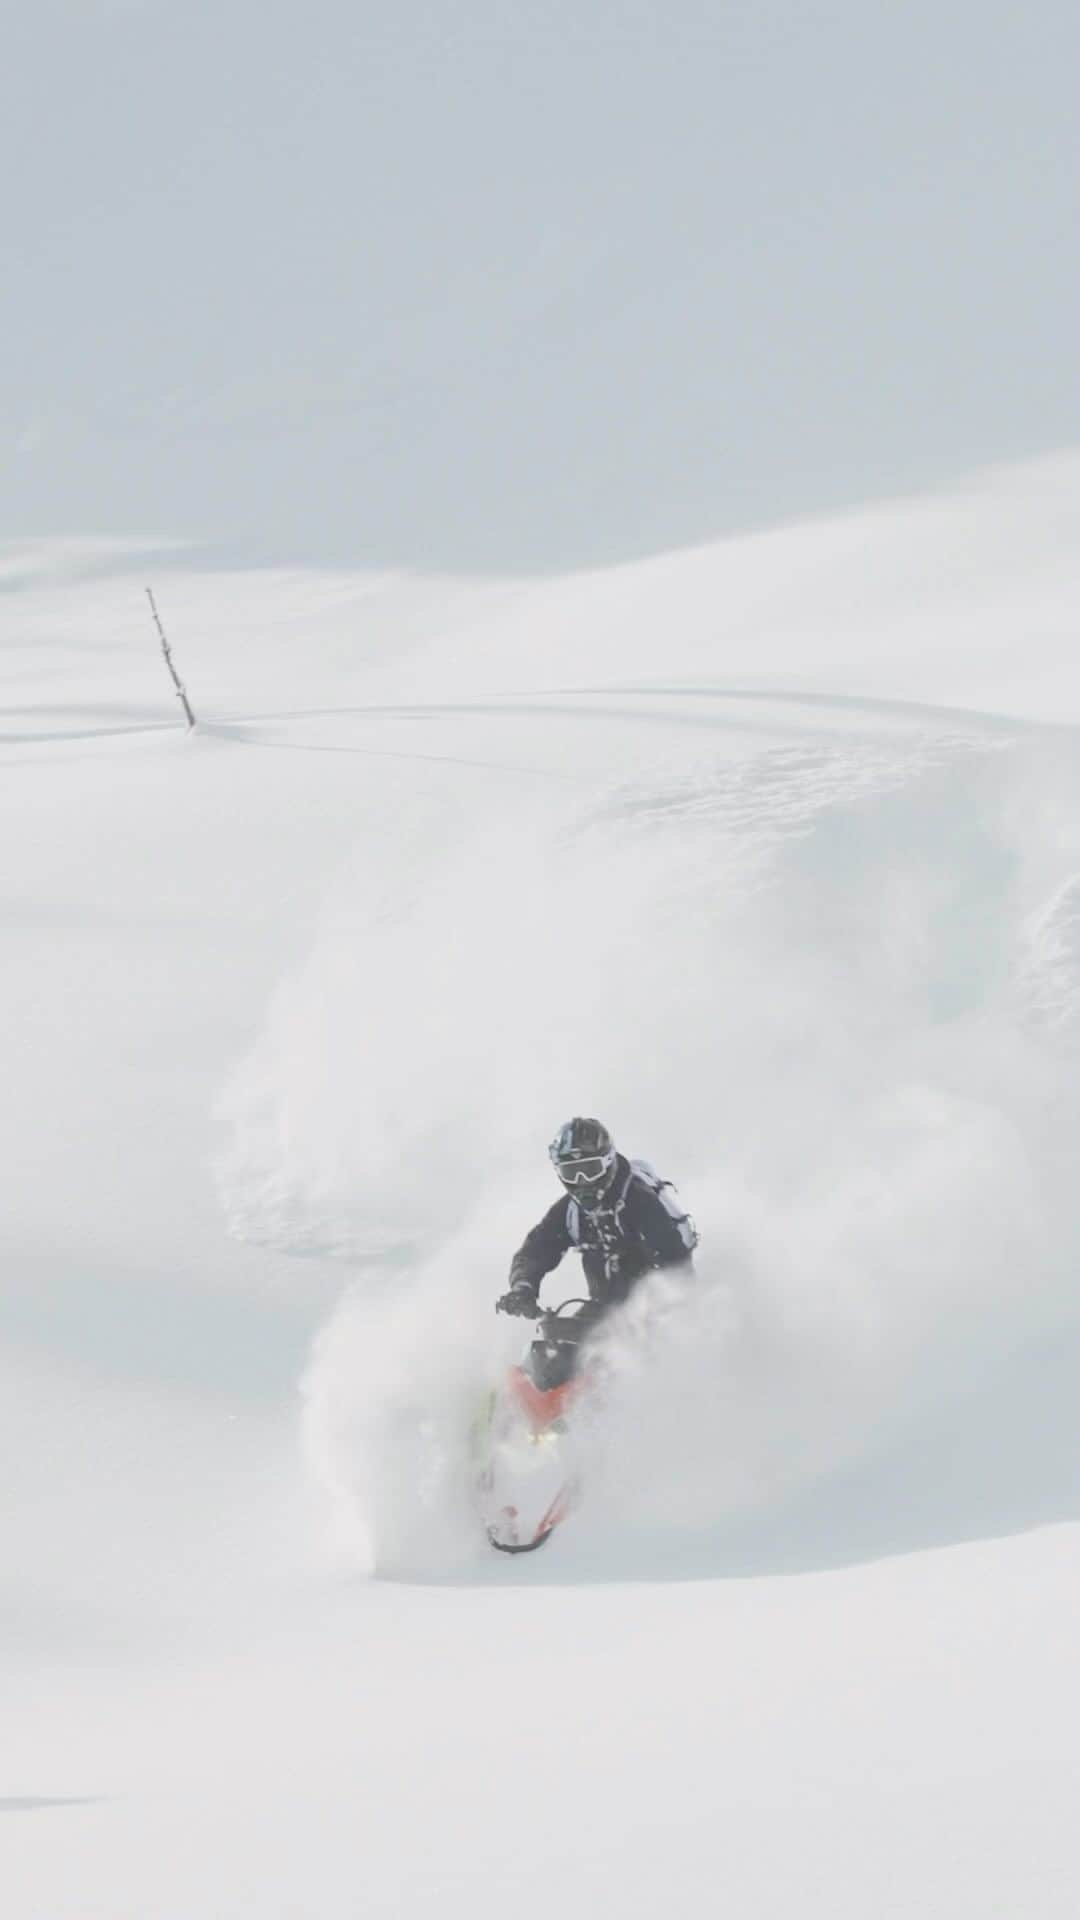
[551,1151,614,1187]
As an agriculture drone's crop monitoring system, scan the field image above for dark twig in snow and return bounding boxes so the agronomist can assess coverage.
[145,587,197,730]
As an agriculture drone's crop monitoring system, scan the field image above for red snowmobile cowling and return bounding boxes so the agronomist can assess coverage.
[473,1300,597,1554]
[505,1362,581,1432]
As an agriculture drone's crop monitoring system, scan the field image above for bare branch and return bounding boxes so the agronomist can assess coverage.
[145,587,197,730]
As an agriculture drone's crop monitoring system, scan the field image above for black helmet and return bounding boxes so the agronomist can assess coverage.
[549,1117,616,1197]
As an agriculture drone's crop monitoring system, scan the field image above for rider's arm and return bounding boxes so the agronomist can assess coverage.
[507,1197,573,1301]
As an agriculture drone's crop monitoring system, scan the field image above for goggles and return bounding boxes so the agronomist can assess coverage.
[551,1151,614,1188]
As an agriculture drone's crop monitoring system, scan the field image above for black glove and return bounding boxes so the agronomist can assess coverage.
[496,1286,538,1318]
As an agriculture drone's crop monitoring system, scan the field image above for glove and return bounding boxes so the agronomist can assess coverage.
[496,1286,538,1318]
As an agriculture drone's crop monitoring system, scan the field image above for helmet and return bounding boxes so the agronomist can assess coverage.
[549,1117,616,1199]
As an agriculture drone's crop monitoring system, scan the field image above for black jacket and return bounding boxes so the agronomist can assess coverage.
[509,1154,697,1311]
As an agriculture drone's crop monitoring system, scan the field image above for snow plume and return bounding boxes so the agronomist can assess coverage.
[220,724,1080,1570]
[299,1253,487,1576]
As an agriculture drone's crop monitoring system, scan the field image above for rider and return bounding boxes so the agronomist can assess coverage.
[497,1117,698,1322]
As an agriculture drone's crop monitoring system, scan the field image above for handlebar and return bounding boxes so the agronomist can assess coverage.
[497,1293,601,1336]
[534,1299,600,1343]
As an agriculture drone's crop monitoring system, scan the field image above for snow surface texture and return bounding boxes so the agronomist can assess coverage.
[5,452,1080,1915]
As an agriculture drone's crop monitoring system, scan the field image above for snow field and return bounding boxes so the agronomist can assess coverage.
[5,1527,1079,1918]
[4,452,1080,1915]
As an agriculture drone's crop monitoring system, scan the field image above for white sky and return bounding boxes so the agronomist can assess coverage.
[4,0,1078,569]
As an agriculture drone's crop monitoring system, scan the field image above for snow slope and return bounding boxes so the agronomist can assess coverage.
[4,451,1080,1916]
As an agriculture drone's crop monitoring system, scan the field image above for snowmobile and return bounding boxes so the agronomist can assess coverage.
[473,1299,599,1553]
